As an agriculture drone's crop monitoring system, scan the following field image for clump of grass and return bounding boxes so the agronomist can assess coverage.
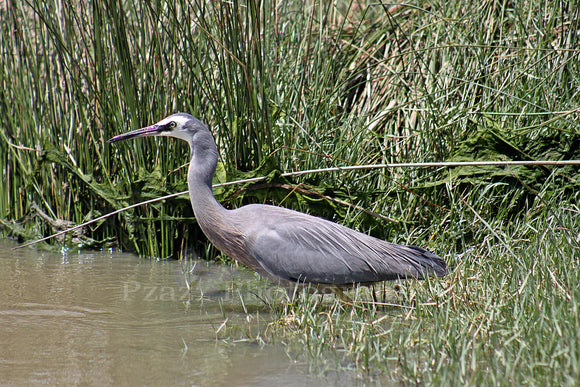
[263,192,579,384]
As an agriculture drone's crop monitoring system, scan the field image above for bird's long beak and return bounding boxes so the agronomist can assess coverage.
[107,124,162,143]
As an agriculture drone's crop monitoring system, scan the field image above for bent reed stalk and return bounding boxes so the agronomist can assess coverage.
[13,159,580,250]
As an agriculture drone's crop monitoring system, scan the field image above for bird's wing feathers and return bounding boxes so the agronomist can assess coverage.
[242,206,446,285]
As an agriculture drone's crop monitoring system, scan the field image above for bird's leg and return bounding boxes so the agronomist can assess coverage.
[382,282,386,304]
[382,282,387,311]
[330,286,352,302]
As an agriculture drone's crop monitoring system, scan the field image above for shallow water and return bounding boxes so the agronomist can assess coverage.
[0,239,365,386]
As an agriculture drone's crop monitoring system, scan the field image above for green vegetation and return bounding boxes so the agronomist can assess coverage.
[263,194,579,384]
[1,0,579,384]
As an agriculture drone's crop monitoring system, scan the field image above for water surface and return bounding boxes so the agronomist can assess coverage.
[0,240,363,386]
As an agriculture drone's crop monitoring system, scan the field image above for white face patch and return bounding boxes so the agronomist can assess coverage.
[153,113,196,142]
[155,114,191,128]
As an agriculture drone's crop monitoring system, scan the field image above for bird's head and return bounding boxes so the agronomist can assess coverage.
[107,113,206,144]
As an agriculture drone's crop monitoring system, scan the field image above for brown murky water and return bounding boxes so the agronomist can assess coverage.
[0,239,363,386]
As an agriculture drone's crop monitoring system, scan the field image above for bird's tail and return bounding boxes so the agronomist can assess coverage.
[406,245,448,278]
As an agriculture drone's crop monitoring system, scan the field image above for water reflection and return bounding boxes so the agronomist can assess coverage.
[0,240,363,386]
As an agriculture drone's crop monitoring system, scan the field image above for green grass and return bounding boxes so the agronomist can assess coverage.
[259,192,579,384]
[1,0,580,383]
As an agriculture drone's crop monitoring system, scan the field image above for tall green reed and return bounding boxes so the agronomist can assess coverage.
[1,1,578,260]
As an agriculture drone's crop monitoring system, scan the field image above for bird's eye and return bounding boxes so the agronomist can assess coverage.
[169,121,177,128]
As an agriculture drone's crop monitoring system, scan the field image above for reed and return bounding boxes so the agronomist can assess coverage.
[2,1,578,256]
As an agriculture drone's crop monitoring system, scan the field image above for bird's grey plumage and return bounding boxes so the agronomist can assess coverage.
[237,205,445,284]
[108,113,447,294]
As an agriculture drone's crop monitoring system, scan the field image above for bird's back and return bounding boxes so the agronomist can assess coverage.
[228,204,447,286]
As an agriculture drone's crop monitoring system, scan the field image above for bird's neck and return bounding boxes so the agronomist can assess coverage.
[186,131,249,261]
[187,131,228,226]
[182,126,275,280]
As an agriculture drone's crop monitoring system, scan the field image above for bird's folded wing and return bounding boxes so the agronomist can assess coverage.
[247,216,444,285]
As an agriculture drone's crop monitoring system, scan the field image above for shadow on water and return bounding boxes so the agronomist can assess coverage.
[0,239,374,386]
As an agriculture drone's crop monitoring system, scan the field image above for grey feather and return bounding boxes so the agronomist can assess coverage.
[236,204,446,285]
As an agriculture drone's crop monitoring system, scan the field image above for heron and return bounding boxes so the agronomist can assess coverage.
[108,113,447,298]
